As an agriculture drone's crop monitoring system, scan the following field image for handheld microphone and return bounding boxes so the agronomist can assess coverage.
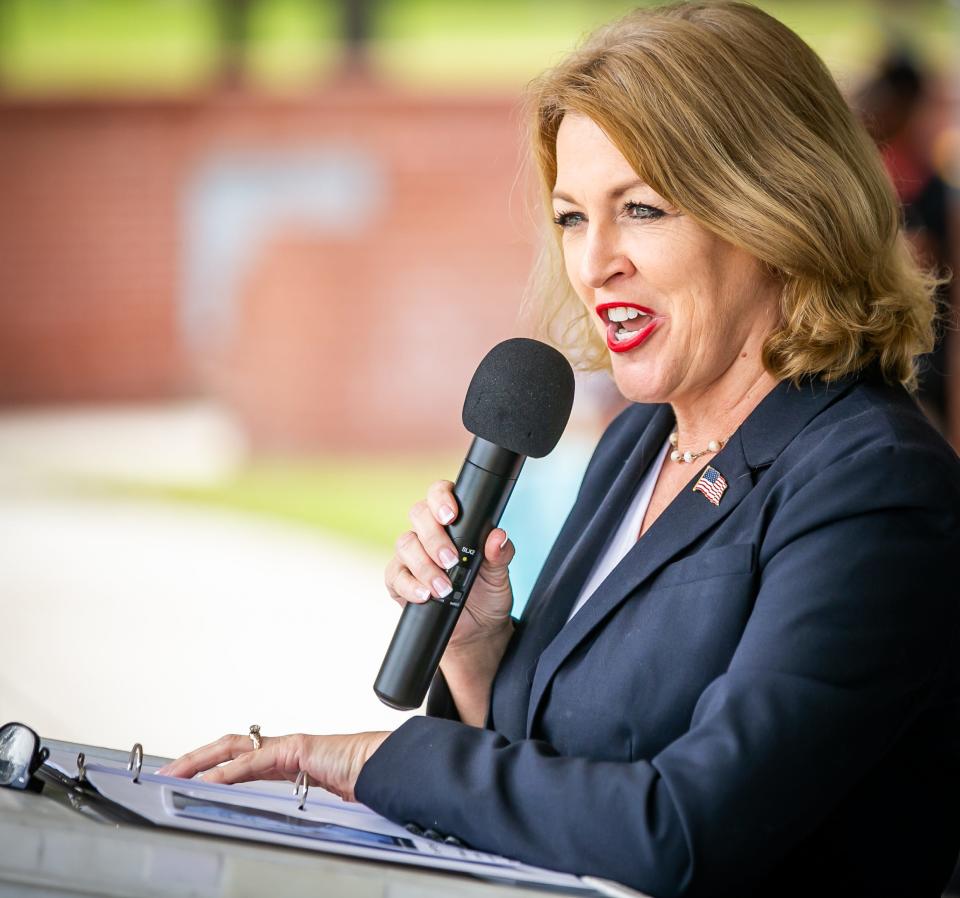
[374,337,575,711]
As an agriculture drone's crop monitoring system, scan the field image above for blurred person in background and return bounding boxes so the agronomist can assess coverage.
[159,3,960,895]
[856,46,958,440]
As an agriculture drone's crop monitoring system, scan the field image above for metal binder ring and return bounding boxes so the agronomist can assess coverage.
[127,743,143,784]
[248,724,262,750]
[294,770,310,811]
[76,752,87,783]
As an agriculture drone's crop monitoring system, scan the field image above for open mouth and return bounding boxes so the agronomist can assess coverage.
[595,303,661,353]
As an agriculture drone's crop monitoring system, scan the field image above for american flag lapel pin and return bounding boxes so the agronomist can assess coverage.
[692,465,728,506]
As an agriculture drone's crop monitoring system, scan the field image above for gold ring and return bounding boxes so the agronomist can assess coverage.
[249,724,262,750]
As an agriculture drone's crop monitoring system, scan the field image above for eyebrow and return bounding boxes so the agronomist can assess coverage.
[551,178,649,203]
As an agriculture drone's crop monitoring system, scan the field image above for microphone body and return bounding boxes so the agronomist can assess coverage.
[374,336,575,712]
[374,437,523,711]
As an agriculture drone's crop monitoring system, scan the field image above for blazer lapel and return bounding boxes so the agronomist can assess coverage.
[494,405,673,738]
[525,429,754,735]
[528,404,675,634]
[524,370,867,737]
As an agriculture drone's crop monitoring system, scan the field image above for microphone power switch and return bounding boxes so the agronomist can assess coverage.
[449,565,469,590]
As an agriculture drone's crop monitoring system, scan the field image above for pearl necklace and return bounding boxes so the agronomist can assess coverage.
[669,431,729,464]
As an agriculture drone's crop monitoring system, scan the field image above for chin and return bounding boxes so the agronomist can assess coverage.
[609,360,673,405]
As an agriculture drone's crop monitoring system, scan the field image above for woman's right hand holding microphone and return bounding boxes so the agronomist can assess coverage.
[384,479,516,725]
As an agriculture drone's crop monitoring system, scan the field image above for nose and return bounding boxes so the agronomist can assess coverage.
[578,222,634,290]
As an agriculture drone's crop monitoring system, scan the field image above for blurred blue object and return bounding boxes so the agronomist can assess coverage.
[499,434,595,617]
[181,149,384,349]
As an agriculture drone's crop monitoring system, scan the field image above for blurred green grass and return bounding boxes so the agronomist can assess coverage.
[0,0,952,96]
[109,454,461,551]
[376,0,955,90]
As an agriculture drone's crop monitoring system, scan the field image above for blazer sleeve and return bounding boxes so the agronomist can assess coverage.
[355,446,960,897]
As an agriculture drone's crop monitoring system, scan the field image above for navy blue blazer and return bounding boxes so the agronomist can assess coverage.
[357,369,960,897]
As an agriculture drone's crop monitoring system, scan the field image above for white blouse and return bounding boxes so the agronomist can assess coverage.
[566,437,672,622]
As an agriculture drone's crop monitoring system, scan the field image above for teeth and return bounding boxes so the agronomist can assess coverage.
[606,306,648,322]
[615,328,634,342]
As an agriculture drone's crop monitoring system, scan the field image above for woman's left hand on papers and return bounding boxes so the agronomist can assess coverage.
[155,731,391,801]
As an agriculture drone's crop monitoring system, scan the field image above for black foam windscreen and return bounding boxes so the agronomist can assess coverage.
[462,338,575,458]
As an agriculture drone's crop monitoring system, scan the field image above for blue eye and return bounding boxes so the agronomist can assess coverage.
[553,203,664,229]
[624,201,664,220]
[553,209,585,229]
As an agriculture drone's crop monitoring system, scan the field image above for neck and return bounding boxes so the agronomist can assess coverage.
[671,363,779,452]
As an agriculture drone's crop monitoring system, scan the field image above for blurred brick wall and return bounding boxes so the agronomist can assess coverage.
[0,101,193,402]
[0,88,536,451]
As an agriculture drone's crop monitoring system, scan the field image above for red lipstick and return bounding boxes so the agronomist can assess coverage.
[595,302,661,354]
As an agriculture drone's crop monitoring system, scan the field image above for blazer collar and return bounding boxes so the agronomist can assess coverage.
[740,368,872,469]
[524,369,867,737]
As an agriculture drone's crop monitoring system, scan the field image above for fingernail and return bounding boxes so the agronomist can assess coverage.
[438,505,455,524]
[414,586,430,602]
[498,530,509,550]
[155,767,167,776]
[432,577,452,598]
[439,548,458,568]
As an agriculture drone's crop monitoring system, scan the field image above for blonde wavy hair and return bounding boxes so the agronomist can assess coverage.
[525,0,942,389]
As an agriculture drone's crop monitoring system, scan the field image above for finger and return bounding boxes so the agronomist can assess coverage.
[483,528,515,568]
[476,529,514,592]
[201,747,278,785]
[203,734,306,785]
[426,480,458,525]
[408,501,459,572]
[393,568,434,604]
[157,734,250,779]
[157,736,238,778]
[395,529,452,599]
[383,554,405,601]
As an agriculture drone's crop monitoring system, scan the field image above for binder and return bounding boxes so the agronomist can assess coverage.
[27,736,649,897]
[34,749,152,827]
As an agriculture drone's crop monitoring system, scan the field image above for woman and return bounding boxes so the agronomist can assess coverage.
[159,3,960,895]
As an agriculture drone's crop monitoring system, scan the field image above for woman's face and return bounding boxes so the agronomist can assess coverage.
[552,114,779,406]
